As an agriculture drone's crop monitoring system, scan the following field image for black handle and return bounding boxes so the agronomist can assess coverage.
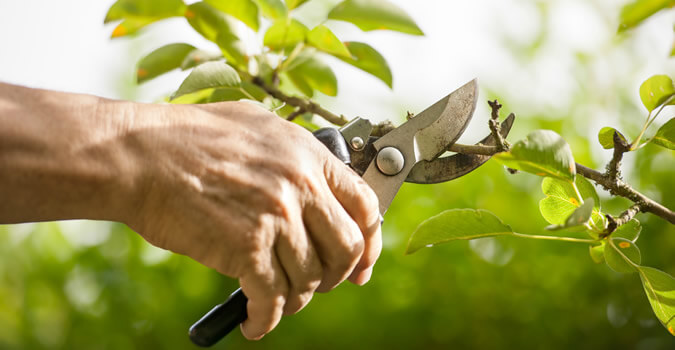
[188,128,351,347]
[189,288,247,347]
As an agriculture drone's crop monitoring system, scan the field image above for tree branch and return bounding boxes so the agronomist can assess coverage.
[605,131,630,181]
[576,164,674,224]
[488,100,510,152]
[602,204,642,238]
[251,76,349,126]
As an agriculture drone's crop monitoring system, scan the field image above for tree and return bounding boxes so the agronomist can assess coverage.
[104,0,674,341]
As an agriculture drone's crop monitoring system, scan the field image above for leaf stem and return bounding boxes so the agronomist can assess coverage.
[572,182,584,205]
[511,232,597,244]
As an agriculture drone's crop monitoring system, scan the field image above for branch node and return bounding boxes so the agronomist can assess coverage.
[487,100,510,152]
[605,131,630,181]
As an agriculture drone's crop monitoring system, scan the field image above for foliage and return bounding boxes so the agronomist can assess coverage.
[1,1,674,349]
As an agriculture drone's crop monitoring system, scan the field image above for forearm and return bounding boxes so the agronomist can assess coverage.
[0,83,142,223]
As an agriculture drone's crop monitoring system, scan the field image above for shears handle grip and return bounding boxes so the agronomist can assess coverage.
[188,128,351,347]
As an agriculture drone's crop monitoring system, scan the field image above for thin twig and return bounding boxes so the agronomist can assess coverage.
[448,143,500,155]
[602,204,642,238]
[606,131,630,181]
[576,164,674,224]
[286,108,305,121]
[251,77,349,126]
[488,100,510,152]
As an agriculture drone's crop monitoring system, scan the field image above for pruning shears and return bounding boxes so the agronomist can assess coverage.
[188,79,515,347]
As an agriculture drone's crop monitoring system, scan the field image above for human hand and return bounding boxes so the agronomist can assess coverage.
[123,101,381,340]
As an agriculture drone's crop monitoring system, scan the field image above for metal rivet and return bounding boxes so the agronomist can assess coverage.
[350,136,365,150]
[376,147,405,176]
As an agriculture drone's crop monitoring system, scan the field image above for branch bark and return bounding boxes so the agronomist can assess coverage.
[251,76,349,126]
[576,164,674,224]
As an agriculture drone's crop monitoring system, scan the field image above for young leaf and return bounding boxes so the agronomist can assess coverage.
[204,0,260,31]
[639,74,675,112]
[254,0,288,19]
[327,0,424,35]
[612,219,641,242]
[597,127,627,149]
[105,0,186,37]
[605,237,641,274]
[286,53,338,96]
[185,2,247,66]
[546,198,595,231]
[136,43,196,83]
[651,118,675,150]
[406,209,513,255]
[172,61,241,99]
[109,19,152,38]
[618,0,675,32]
[181,50,223,70]
[264,18,309,50]
[209,82,267,102]
[168,89,215,104]
[338,42,392,88]
[105,0,186,23]
[494,130,576,182]
[589,243,605,264]
[307,25,352,59]
[285,0,309,10]
[539,176,601,227]
[636,266,675,335]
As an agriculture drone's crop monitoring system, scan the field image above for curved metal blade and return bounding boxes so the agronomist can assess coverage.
[406,113,515,184]
[362,79,479,213]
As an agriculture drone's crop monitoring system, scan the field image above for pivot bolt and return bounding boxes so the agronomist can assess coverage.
[376,147,405,176]
[350,136,365,150]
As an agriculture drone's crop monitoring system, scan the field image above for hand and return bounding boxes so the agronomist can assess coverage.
[125,101,382,340]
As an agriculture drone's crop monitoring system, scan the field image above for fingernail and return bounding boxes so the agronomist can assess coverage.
[357,266,373,286]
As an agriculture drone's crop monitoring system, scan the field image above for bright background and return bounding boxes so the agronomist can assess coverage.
[0,0,674,349]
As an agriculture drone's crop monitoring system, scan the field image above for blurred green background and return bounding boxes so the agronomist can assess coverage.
[1,0,674,349]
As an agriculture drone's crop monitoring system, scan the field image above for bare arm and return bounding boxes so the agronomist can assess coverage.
[0,82,382,339]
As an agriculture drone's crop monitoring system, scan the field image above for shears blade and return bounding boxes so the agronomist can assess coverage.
[361,79,478,213]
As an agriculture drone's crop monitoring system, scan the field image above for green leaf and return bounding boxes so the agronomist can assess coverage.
[494,130,576,182]
[285,0,309,10]
[406,209,513,255]
[652,118,675,149]
[605,238,641,274]
[105,0,186,23]
[612,219,641,242]
[105,0,186,37]
[546,198,595,231]
[328,0,423,35]
[636,266,675,335]
[618,0,675,32]
[204,0,260,30]
[589,243,605,264]
[209,82,267,102]
[338,41,392,88]
[172,61,241,100]
[264,18,309,50]
[180,50,223,70]
[539,176,602,228]
[307,25,352,59]
[136,43,196,83]
[253,0,288,19]
[110,18,156,38]
[639,74,675,112]
[185,2,247,66]
[597,127,627,149]
[286,53,338,96]
[168,89,215,104]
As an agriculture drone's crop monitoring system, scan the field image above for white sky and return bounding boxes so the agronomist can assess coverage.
[0,0,672,143]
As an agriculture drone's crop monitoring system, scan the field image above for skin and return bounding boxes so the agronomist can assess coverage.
[0,82,382,340]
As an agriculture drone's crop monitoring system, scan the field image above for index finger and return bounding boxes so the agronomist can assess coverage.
[323,160,382,285]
